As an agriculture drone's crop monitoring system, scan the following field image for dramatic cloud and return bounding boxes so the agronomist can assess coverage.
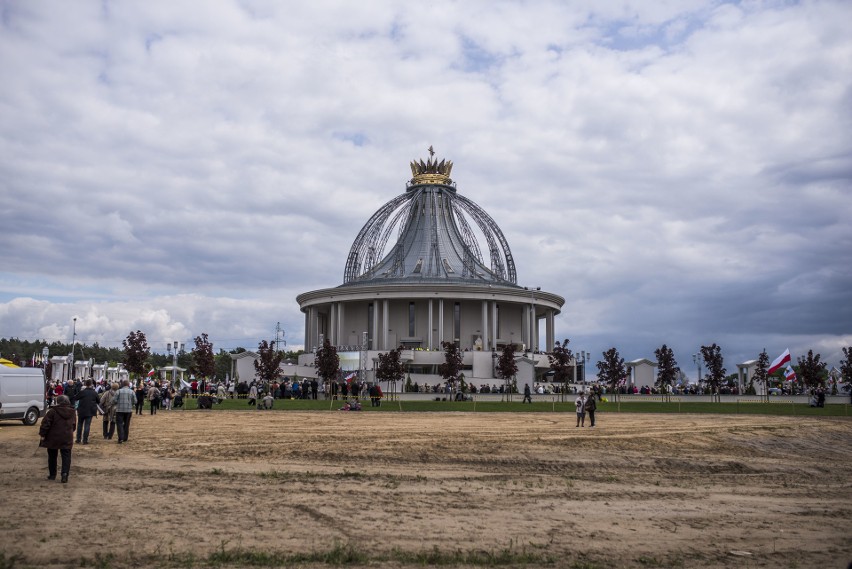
[1,1,850,373]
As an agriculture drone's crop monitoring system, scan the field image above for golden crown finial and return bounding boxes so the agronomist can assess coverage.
[410,146,453,185]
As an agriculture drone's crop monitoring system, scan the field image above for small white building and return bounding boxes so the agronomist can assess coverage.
[50,355,72,383]
[736,360,760,394]
[626,358,658,389]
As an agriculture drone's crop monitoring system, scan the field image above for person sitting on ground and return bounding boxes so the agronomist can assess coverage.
[262,394,274,409]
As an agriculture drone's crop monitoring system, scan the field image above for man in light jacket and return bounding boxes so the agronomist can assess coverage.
[114,379,136,444]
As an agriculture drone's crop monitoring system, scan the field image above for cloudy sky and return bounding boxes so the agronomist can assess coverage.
[1,0,850,376]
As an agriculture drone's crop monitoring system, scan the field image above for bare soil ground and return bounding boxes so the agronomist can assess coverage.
[1,411,851,568]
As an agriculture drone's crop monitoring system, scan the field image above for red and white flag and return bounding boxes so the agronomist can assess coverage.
[768,348,791,375]
[784,365,797,381]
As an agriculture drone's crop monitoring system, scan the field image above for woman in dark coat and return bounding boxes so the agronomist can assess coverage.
[134,384,146,415]
[74,379,100,444]
[39,394,76,483]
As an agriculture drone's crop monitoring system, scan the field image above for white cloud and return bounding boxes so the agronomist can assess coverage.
[1,0,851,367]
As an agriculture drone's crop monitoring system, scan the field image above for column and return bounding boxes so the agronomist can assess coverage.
[304,311,310,352]
[481,300,489,351]
[545,309,554,352]
[383,299,390,350]
[330,303,337,346]
[372,302,379,352]
[491,301,498,349]
[428,299,433,350]
[438,299,445,346]
[308,307,317,350]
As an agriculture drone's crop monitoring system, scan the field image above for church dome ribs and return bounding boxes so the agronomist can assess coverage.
[342,150,517,287]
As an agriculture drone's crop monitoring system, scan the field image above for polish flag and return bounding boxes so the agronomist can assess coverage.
[147,369,156,377]
[784,365,797,381]
[767,348,791,375]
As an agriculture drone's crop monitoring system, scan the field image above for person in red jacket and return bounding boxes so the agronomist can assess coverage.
[39,395,76,483]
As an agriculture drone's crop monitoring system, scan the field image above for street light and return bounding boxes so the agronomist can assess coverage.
[167,341,185,390]
[69,317,77,381]
[692,353,701,385]
[42,346,49,390]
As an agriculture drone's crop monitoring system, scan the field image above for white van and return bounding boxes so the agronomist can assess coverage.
[0,367,46,425]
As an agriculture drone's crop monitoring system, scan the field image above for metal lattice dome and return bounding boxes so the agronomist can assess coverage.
[342,149,517,287]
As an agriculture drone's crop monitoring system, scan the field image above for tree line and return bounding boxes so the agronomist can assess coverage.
[0,334,304,383]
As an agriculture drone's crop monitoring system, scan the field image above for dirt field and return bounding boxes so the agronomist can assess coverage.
[1,410,851,568]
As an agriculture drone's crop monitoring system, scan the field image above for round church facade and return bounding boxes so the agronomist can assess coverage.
[296,150,564,386]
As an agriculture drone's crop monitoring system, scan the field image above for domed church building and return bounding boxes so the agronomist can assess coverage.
[296,148,564,387]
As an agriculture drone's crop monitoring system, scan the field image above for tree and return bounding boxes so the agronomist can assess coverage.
[654,345,678,401]
[548,339,573,401]
[597,347,626,401]
[797,350,827,391]
[191,333,215,381]
[752,349,770,401]
[254,339,284,385]
[375,347,405,399]
[214,349,233,382]
[313,339,340,391]
[122,330,150,383]
[495,343,518,401]
[700,343,726,402]
[840,347,852,402]
[438,341,463,391]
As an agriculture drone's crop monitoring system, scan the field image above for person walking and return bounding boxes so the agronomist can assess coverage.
[585,391,597,428]
[114,379,135,444]
[100,382,118,439]
[134,383,146,415]
[39,394,76,483]
[575,392,586,427]
[74,379,100,445]
[161,385,172,410]
[522,383,533,404]
[147,383,161,415]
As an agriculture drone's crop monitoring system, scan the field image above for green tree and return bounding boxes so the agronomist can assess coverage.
[654,344,678,401]
[547,339,573,401]
[496,343,518,401]
[254,339,284,384]
[214,349,233,382]
[122,330,150,383]
[438,341,463,389]
[700,343,726,402]
[752,349,770,400]
[597,347,626,401]
[839,347,852,401]
[191,333,216,381]
[797,350,827,391]
[314,339,340,390]
[375,347,405,398]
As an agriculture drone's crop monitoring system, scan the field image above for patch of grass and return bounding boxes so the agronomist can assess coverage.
[339,469,365,479]
[175,395,852,416]
[209,467,225,475]
[636,555,664,566]
[0,552,23,569]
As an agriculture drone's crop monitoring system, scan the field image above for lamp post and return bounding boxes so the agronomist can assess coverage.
[692,353,701,387]
[580,350,587,390]
[167,341,185,390]
[66,317,77,382]
[42,346,50,403]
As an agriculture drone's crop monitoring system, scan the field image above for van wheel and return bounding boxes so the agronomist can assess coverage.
[22,407,40,426]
